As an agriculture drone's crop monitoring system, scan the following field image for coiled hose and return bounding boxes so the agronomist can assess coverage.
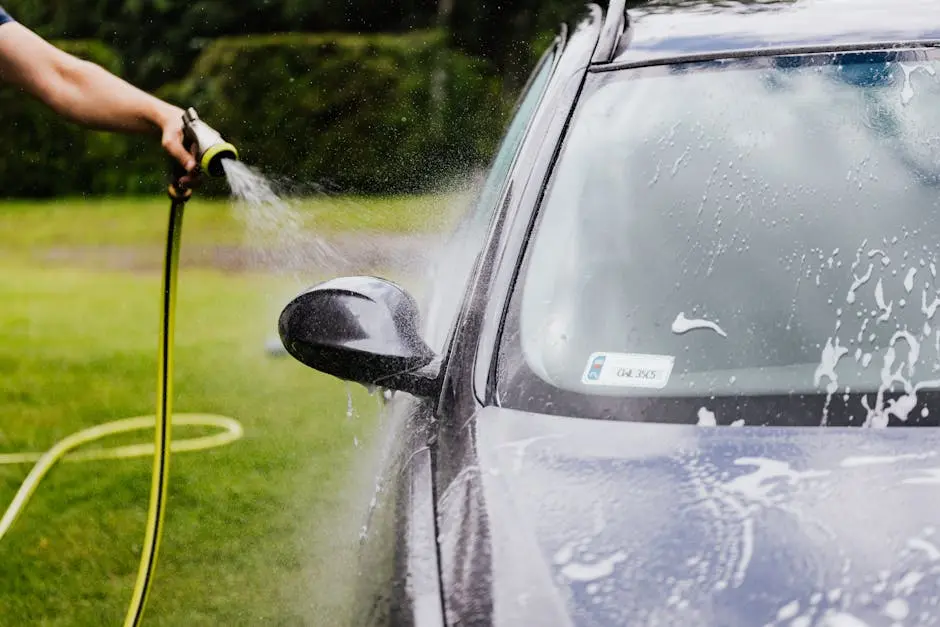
[0,184,244,625]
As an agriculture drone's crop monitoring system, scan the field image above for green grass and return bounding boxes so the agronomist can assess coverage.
[0,195,459,256]
[0,195,444,625]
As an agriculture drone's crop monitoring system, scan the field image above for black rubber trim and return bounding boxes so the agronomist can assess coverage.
[592,39,940,71]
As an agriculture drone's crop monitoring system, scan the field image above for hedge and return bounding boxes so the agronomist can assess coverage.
[0,31,506,198]
[169,30,506,194]
[5,0,445,90]
[0,41,166,197]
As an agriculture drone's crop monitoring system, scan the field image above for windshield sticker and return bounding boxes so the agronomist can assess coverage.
[581,352,675,389]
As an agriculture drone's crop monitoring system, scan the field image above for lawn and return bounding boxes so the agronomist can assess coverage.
[0,195,454,255]
[0,194,452,625]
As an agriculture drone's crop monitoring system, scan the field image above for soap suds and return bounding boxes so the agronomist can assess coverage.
[905,267,917,293]
[883,598,909,621]
[847,263,874,304]
[907,537,940,560]
[776,600,800,621]
[697,407,717,426]
[672,312,728,338]
[559,550,627,582]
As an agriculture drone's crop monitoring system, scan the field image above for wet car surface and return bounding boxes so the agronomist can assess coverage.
[279,1,940,625]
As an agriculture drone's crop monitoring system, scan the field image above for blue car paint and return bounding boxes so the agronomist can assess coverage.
[475,408,940,626]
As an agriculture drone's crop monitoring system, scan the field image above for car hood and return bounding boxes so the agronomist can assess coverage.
[450,407,940,626]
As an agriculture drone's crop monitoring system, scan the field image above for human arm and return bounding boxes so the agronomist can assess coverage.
[0,21,196,177]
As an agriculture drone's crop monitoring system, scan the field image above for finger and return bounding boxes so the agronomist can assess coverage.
[163,135,196,172]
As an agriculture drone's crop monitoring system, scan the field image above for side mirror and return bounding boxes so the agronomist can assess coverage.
[278,276,441,398]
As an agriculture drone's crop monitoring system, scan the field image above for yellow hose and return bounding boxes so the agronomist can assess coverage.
[0,187,243,625]
[123,190,186,627]
[0,414,242,541]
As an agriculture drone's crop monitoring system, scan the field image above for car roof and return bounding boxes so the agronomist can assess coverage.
[611,0,940,66]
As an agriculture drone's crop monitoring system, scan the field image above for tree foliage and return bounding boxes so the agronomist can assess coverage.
[0,0,594,196]
[3,0,591,89]
[170,30,504,194]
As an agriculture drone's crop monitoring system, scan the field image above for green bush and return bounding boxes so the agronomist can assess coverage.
[0,40,166,198]
[170,30,506,194]
[5,0,445,90]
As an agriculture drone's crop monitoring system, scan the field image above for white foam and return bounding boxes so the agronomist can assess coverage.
[815,337,849,389]
[723,457,829,502]
[887,392,918,422]
[900,62,937,105]
[671,312,727,338]
[841,452,935,467]
[819,611,870,627]
[697,407,717,427]
[856,318,869,343]
[903,468,940,485]
[875,278,893,322]
[868,248,889,264]
[732,517,754,587]
[559,550,627,582]
[883,598,909,621]
[922,289,940,320]
[847,263,874,304]
[894,570,923,595]
[860,331,936,427]
[907,537,940,560]
[552,541,576,566]
[776,600,800,621]
[905,267,918,293]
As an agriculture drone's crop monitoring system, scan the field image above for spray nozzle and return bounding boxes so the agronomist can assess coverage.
[181,107,239,177]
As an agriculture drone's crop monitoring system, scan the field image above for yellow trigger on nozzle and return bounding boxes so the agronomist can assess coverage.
[181,108,239,177]
[200,142,239,177]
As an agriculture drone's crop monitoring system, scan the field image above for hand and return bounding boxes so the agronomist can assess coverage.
[157,105,199,189]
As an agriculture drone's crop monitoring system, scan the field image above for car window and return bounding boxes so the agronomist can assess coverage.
[421,43,559,352]
[466,45,559,233]
[498,49,940,427]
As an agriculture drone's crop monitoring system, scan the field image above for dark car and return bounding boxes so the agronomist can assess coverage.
[278,1,940,624]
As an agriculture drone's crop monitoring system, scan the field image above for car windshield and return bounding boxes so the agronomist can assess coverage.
[497,49,940,427]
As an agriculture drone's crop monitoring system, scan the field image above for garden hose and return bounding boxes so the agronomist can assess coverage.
[0,185,243,626]
[0,412,242,541]
[0,109,242,625]
[125,109,240,625]
[122,183,189,627]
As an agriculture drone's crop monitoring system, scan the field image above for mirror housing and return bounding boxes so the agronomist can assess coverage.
[278,276,441,397]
